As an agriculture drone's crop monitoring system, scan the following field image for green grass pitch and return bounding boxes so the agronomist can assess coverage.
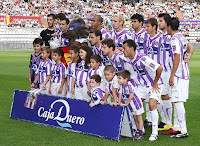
[0,50,200,145]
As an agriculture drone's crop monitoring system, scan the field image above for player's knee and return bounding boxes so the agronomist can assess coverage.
[149,98,157,111]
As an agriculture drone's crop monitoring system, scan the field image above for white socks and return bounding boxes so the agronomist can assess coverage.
[174,102,187,134]
[163,100,172,125]
[157,100,166,123]
[150,109,158,135]
[145,102,152,122]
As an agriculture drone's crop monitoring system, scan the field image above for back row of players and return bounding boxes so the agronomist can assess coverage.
[30,13,193,141]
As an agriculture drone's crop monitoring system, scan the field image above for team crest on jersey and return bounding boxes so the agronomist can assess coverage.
[155,41,158,46]
[140,37,144,41]
[117,61,121,66]
[172,45,176,51]
[167,37,170,42]
[149,63,155,68]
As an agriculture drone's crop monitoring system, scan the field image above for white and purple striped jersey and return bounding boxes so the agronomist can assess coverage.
[74,60,91,88]
[109,51,127,73]
[118,81,143,111]
[170,32,189,80]
[110,29,132,47]
[90,86,105,105]
[106,75,119,96]
[132,28,148,54]
[54,29,69,47]
[160,32,173,72]
[51,62,67,83]
[36,59,52,84]
[66,61,76,92]
[146,33,162,64]
[127,52,162,87]
[101,28,111,40]
[91,44,111,66]
[87,63,105,81]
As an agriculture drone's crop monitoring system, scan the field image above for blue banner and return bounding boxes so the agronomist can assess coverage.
[10,90,124,141]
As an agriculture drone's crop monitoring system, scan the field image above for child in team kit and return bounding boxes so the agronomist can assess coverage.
[71,45,93,101]
[117,70,144,140]
[65,44,81,98]
[49,49,67,96]
[29,38,43,88]
[87,74,105,107]
[87,55,105,93]
[101,65,119,106]
[30,46,52,94]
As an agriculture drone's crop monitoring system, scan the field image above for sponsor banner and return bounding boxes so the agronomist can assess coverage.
[0,15,6,23]
[9,16,41,23]
[10,90,123,141]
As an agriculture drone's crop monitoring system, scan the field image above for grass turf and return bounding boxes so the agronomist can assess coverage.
[0,49,200,145]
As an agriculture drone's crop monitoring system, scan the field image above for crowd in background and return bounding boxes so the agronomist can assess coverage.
[0,0,200,29]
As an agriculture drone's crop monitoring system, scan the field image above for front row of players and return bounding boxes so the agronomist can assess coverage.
[29,19,190,141]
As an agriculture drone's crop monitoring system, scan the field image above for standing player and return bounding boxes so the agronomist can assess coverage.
[53,18,70,47]
[163,17,193,138]
[91,15,111,39]
[89,29,110,66]
[29,38,43,88]
[157,13,173,130]
[31,46,52,95]
[131,14,148,54]
[117,70,144,140]
[122,39,163,141]
[110,14,132,47]
[65,44,80,99]
[49,49,66,96]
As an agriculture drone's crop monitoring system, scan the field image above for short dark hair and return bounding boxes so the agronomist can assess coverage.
[130,13,144,25]
[104,65,115,73]
[166,17,179,30]
[47,14,56,20]
[90,55,102,63]
[55,13,66,20]
[102,38,115,51]
[60,18,70,25]
[53,48,64,57]
[145,18,158,30]
[95,15,103,23]
[123,39,136,51]
[117,70,130,81]
[33,38,43,46]
[90,29,102,40]
[90,74,101,83]
[158,13,171,23]
[69,42,82,53]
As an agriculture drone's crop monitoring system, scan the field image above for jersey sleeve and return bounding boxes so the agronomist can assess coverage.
[113,77,119,89]
[141,56,160,72]
[171,38,181,54]
[46,61,52,76]
[118,85,122,94]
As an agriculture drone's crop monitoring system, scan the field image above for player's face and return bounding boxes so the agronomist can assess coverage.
[89,33,98,46]
[131,19,141,30]
[53,53,61,62]
[69,50,78,61]
[102,44,111,56]
[104,71,115,82]
[47,16,54,28]
[91,17,100,29]
[158,17,167,31]
[145,23,155,35]
[112,16,123,30]
[122,43,131,58]
[90,59,100,70]
[117,76,127,86]
[33,44,41,54]
[41,50,50,60]
[79,49,87,61]
[90,79,99,88]
[60,20,68,32]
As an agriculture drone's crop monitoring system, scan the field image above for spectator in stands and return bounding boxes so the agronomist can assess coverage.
[40,14,56,46]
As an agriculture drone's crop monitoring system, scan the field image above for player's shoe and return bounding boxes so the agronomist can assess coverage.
[170,133,188,138]
[134,132,143,140]
[158,122,172,131]
[144,119,152,127]
[162,128,180,135]
[149,134,159,141]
